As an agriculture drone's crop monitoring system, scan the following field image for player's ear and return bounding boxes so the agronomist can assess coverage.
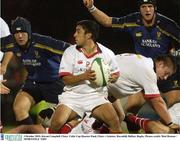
[86,32,92,39]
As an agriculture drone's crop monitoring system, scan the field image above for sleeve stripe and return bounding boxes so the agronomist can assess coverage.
[34,43,64,55]
[5,43,14,49]
[143,94,161,99]
[59,72,72,77]
[157,26,180,44]
[112,23,140,28]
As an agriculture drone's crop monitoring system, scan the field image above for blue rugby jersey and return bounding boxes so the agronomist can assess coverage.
[112,12,180,58]
[1,33,71,82]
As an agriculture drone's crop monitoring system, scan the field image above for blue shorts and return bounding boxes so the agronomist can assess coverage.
[21,79,64,104]
[137,103,160,120]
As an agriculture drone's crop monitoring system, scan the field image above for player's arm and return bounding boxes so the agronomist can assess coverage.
[0,80,10,94]
[140,68,172,125]
[83,0,112,27]
[61,69,96,85]
[147,96,172,125]
[147,97,180,132]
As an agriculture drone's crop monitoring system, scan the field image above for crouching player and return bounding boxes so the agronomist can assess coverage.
[92,54,180,133]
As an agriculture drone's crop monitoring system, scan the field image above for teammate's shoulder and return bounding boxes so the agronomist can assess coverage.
[126,12,141,22]
[156,13,179,26]
[32,33,52,41]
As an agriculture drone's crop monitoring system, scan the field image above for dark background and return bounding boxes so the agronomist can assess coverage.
[1,0,180,53]
[1,0,180,125]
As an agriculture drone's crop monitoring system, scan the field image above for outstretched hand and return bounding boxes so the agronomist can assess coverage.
[83,0,94,9]
[169,123,180,133]
[0,80,10,94]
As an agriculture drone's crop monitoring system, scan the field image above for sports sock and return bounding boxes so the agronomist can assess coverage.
[92,120,103,130]
[99,124,109,133]
[59,123,73,133]
[127,114,150,133]
[48,123,73,134]
[17,116,33,125]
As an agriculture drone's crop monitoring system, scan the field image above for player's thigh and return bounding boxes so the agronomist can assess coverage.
[125,91,145,113]
[92,103,119,126]
[51,104,77,127]
[163,90,180,108]
[13,91,35,111]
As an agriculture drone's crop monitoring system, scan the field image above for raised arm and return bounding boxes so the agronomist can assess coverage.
[83,0,112,27]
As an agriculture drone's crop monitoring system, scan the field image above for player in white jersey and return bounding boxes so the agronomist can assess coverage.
[49,20,121,134]
[0,17,11,132]
[107,53,180,133]
[0,17,10,94]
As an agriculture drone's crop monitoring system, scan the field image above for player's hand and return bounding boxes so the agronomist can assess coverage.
[109,72,119,83]
[84,69,96,81]
[0,64,7,75]
[168,123,180,133]
[83,0,94,9]
[0,80,10,94]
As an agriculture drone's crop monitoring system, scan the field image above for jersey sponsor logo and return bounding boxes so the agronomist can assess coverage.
[141,39,161,48]
[22,59,41,66]
[78,60,83,64]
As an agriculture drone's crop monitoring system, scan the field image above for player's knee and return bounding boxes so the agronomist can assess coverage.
[13,101,29,117]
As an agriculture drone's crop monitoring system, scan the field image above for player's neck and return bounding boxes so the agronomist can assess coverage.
[82,42,97,55]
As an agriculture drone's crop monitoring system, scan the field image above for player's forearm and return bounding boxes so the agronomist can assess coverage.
[1,52,13,68]
[1,52,13,75]
[149,97,172,125]
[89,7,112,27]
[62,73,87,85]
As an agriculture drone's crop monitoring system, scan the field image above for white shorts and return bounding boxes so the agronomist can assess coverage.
[108,80,142,99]
[58,91,109,118]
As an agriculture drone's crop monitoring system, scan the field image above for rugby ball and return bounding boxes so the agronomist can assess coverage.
[90,57,110,87]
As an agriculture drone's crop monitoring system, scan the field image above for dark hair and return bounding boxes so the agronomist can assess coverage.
[154,55,177,73]
[76,20,99,41]
[11,17,32,39]
[138,0,157,7]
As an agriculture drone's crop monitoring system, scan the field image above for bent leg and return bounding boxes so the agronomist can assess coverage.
[125,91,145,114]
[50,104,78,132]
[13,91,35,124]
[163,90,180,108]
[92,103,122,133]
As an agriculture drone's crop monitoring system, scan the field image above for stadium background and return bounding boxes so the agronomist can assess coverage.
[1,0,180,126]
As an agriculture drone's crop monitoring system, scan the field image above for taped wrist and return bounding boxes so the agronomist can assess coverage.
[88,5,96,13]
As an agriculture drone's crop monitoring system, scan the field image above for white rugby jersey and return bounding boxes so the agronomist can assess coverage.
[0,17,10,38]
[59,43,119,94]
[108,53,160,99]
[0,17,10,80]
